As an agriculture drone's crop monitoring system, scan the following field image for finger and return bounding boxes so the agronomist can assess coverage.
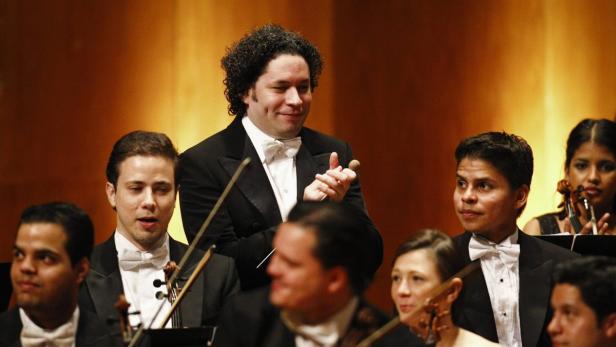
[315,174,345,197]
[329,152,339,170]
[598,213,611,228]
[563,219,573,234]
[580,221,592,235]
[325,168,353,183]
[316,182,337,199]
[599,222,609,235]
[326,168,357,182]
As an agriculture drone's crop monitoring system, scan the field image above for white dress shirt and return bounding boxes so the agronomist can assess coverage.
[242,116,298,221]
[469,230,522,347]
[281,297,359,347]
[115,231,171,329]
[20,307,79,347]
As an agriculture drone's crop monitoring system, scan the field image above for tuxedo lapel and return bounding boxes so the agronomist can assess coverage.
[169,239,204,327]
[518,232,552,347]
[86,237,125,329]
[0,308,23,347]
[75,309,117,347]
[219,117,282,226]
[455,232,498,341]
[259,315,295,347]
[295,144,331,202]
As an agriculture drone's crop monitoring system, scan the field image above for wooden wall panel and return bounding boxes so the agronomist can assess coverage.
[0,0,334,259]
[0,1,177,262]
[331,0,616,309]
[1,0,615,313]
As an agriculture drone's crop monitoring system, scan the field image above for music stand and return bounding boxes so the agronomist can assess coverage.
[0,262,12,312]
[142,326,215,347]
[536,235,616,257]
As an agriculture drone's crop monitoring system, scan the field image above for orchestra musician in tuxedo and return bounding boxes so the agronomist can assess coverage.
[451,131,577,346]
[79,131,239,335]
[548,256,616,347]
[0,202,118,347]
[178,24,382,290]
[214,201,388,347]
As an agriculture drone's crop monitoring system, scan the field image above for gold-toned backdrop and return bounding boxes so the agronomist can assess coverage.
[1,0,615,309]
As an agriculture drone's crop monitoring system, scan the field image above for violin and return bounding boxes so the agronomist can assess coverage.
[557,179,598,234]
[161,261,181,328]
[114,295,133,345]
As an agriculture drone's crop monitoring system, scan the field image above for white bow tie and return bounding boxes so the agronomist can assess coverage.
[20,309,77,347]
[262,137,302,164]
[468,235,520,269]
[118,246,168,271]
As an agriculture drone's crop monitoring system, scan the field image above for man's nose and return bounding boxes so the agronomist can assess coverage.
[18,256,36,274]
[285,87,302,106]
[461,187,477,203]
[141,189,156,210]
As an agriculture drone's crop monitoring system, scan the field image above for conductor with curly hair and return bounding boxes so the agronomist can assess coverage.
[178,24,382,290]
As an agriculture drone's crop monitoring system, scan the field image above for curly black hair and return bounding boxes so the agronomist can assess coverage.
[221,24,323,117]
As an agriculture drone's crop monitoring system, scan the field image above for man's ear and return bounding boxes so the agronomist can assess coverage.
[106,182,117,210]
[326,266,349,294]
[74,258,90,285]
[602,312,616,338]
[242,87,255,105]
[515,185,530,211]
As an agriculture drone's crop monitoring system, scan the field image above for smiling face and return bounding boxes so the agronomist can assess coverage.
[106,155,176,251]
[566,142,616,212]
[11,223,88,321]
[390,248,442,323]
[453,158,528,242]
[243,54,312,139]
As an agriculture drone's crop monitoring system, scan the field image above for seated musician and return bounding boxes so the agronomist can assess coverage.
[451,131,577,346]
[214,201,388,347]
[79,131,239,334]
[524,118,616,235]
[386,229,498,347]
[0,202,118,347]
[548,256,616,347]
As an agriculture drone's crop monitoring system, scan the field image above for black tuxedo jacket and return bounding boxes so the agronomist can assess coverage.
[452,231,578,347]
[0,307,120,347]
[78,235,239,333]
[213,287,389,347]
[179,116,383,289]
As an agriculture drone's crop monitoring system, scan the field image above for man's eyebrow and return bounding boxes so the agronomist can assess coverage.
[13,245,60,256]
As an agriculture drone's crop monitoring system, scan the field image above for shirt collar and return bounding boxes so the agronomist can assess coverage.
[472,228,519,246]
[281,296,359,346]
[20,306,79,346]
[114,229,169,254]
[242,116,283,164]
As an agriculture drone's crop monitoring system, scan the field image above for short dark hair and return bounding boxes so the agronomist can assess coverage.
[221,24,323,117]
[553,256,616,324]
[287,201,374,295]
[19,202,94,265]
[455,131,534,190]
[106,131,179,187]
[393,229,461,282]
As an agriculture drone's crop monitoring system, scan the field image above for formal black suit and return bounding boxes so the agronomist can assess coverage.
[179,116,383,289]
[452,231,578,347]
[214,287,388,347]
[79,235,240,333]
[0,307,120,347]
